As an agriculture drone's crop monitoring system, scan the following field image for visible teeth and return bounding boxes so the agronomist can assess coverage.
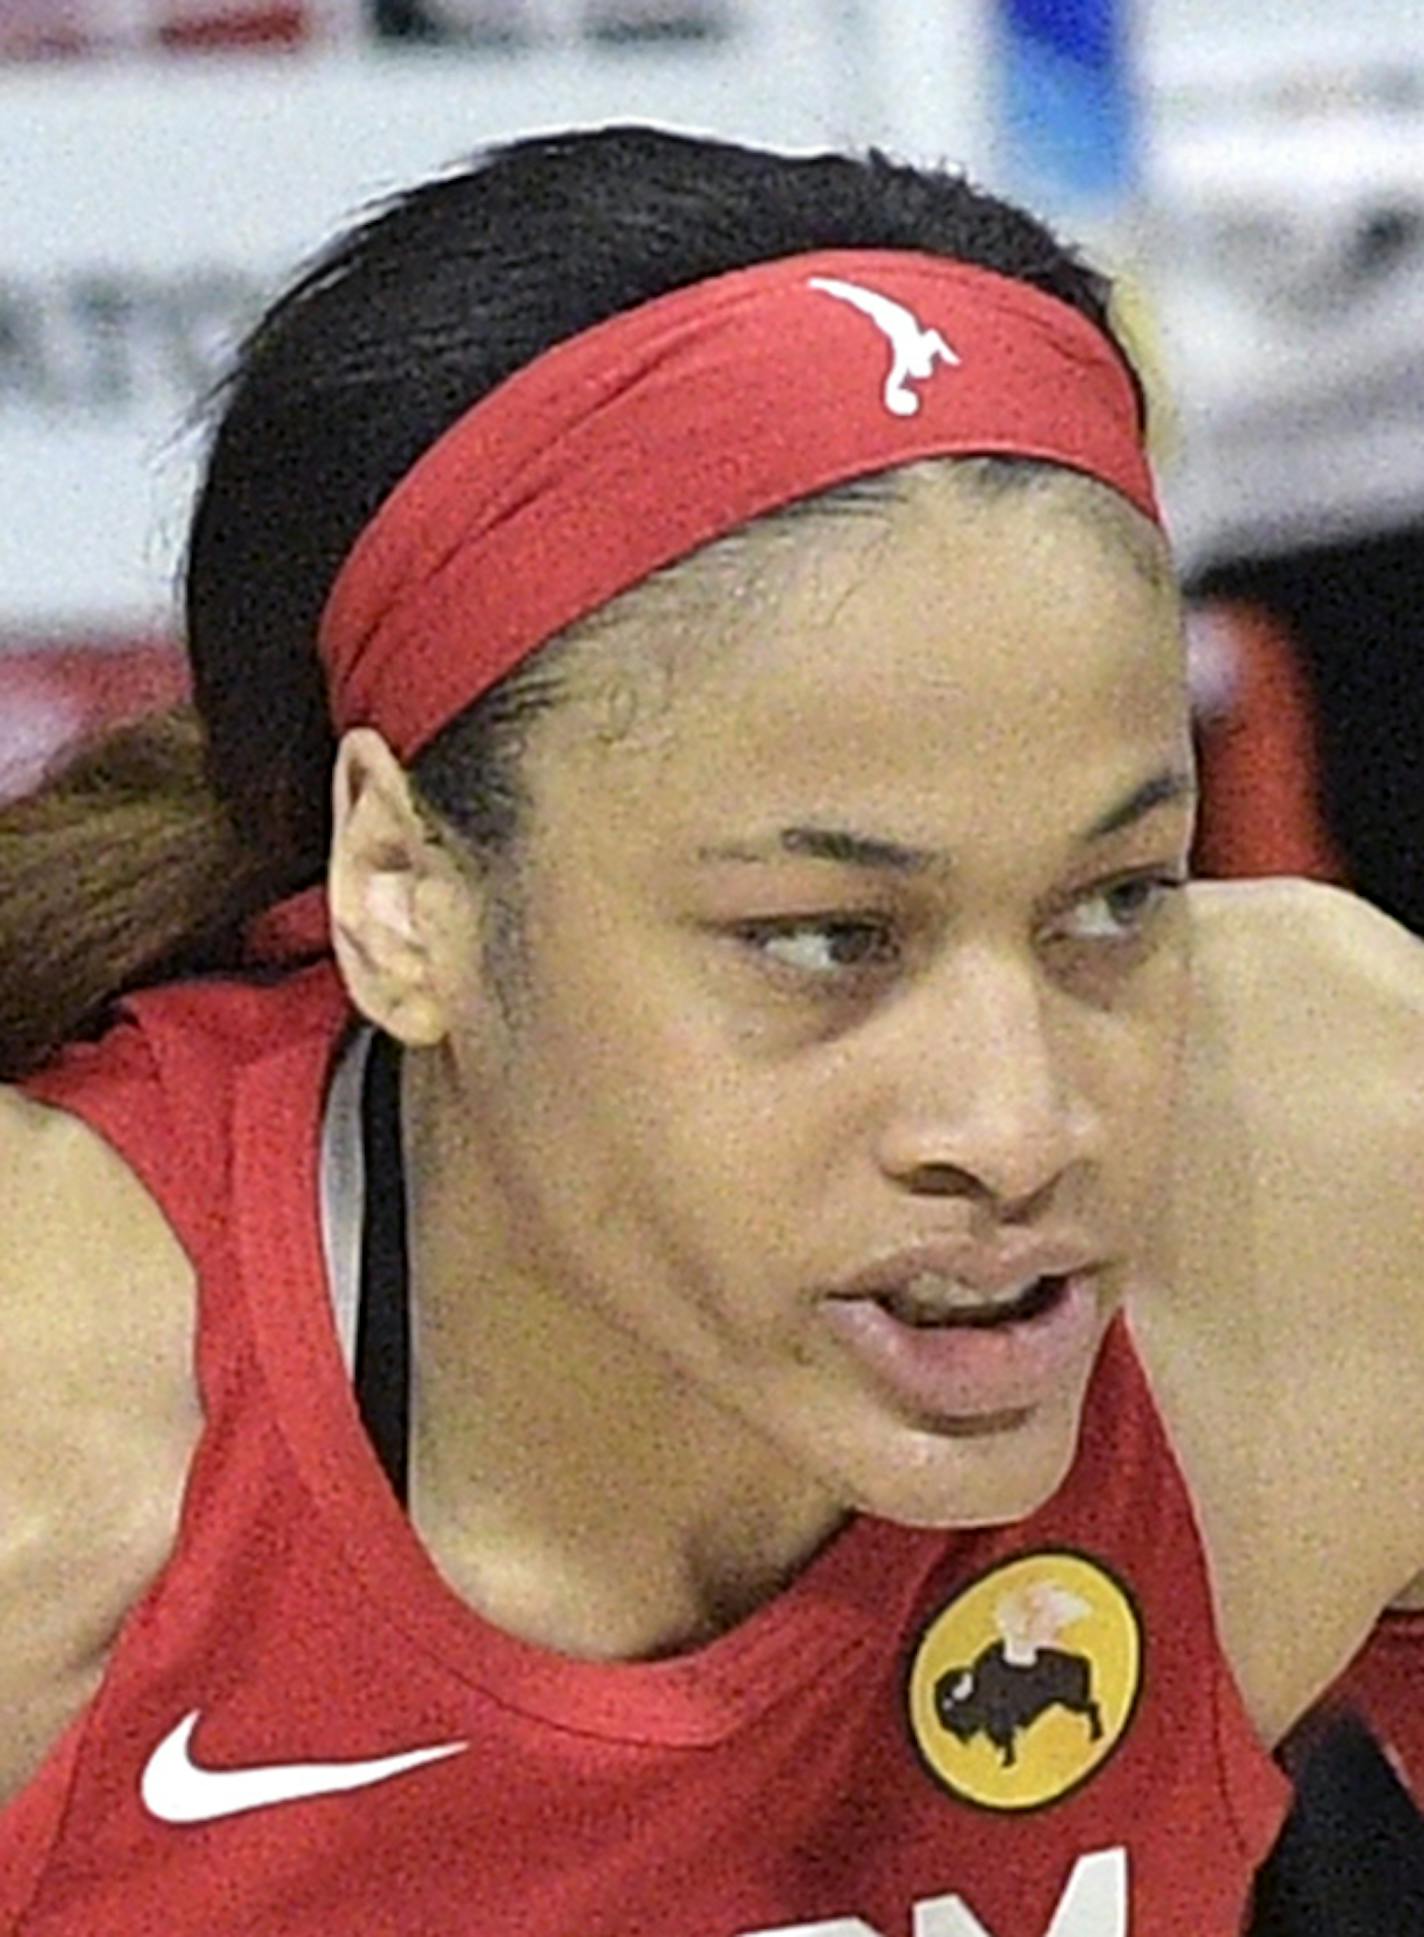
[908,1271,1035,1308]
[884,1273,1045,1326]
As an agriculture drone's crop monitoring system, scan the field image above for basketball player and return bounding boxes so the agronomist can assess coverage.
[1,129,1421,1936]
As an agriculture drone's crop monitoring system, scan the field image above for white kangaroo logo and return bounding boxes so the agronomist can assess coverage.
[807,276,960,417]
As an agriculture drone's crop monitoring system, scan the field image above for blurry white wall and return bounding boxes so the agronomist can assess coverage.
[1139,0,1424,569]
[2,0,1423,630]
[0,1,1001,631]
[1144,0,1423,79]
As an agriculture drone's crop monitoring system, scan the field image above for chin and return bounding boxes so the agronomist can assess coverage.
[840,1395,1083,1532]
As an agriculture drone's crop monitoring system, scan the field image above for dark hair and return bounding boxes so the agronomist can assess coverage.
[0,123,1141,1078]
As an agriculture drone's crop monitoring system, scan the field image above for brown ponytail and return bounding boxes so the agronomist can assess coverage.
[0,707,298,1079]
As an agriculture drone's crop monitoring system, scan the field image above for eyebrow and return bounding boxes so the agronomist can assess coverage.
[697,766,1197,874]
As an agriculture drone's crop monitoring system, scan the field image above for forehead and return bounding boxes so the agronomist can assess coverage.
[541,466,1189,845]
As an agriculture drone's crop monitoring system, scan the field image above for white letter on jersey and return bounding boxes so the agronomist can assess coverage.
[738,1846,1128,1937]
[806,277,960,418]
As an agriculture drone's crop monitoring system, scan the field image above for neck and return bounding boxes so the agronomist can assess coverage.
[399,1050,845,1663]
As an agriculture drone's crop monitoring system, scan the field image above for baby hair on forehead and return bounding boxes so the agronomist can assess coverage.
[439,455,1092,773]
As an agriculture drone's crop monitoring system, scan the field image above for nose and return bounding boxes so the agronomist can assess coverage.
[872,943,1102,1209]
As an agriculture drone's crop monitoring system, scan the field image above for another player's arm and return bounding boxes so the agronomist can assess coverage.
[1306,884,1424,1610]
[1381,909,1424,1611]
[0,1087,199,1806]
[1233,880,1424,1612]
[1140,876,1424,1742]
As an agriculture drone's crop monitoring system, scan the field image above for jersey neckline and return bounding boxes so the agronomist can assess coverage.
[235,995,950,1747]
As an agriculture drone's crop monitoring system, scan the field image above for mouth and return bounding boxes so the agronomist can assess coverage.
[821,1269,1103,1423]
[868,1273,1070,1331]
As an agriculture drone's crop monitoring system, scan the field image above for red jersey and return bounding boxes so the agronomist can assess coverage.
[1328,1614,1424,1805]
[6,965,1290,1936]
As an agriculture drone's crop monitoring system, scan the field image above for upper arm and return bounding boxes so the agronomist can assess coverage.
[1193,879,1424,1553]
[0,1084,199,1804]
[1142,878,1424,1736]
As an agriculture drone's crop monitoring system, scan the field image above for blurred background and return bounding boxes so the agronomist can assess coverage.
[1,0,1421,932]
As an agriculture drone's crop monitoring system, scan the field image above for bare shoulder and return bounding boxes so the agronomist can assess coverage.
[1132,877,1424,1741]
[1188,874,1424,1060]
[1181,878,1424,1368]
[1171,876,1424,1294]
[1177,878,1424,1279]
[0,1084,200,1805]
[0,1080,200,1363]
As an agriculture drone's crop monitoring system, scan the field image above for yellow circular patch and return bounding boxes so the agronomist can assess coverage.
[906,1549,1143,1812]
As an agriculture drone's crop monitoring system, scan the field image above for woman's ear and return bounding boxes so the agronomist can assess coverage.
[326,728,477,1047]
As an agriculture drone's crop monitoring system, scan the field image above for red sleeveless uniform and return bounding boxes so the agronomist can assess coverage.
[5,967,1290,1936]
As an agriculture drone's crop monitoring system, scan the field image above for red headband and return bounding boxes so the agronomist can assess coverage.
[318,249,1158,760]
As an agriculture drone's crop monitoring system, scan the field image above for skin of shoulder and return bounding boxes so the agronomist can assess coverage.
[0,1084,200,1806]
[1133,874,1424,1740]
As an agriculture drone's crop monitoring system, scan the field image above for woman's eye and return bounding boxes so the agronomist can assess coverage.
[739,917,898,981]
[1055,874,1185,946]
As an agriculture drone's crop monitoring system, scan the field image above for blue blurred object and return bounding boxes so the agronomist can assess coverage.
[992,0,1139,216]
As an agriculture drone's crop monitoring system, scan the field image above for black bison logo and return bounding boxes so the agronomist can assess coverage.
[934,1640,1105,1768]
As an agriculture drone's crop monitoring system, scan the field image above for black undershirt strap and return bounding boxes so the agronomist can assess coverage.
[354,1028,411,1509]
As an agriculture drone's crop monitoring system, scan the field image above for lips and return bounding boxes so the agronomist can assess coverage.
[873,1274,1067,1329]
[829,1239,1104,1308]
[820,1242,1108,1421]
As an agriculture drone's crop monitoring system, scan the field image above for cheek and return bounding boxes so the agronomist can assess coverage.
[544,1031,833,1324]
[1100,960,1191,1197]
[460,970,766,1243]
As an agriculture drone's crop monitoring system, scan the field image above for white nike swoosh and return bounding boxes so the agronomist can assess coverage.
[141,1710,468,1824]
